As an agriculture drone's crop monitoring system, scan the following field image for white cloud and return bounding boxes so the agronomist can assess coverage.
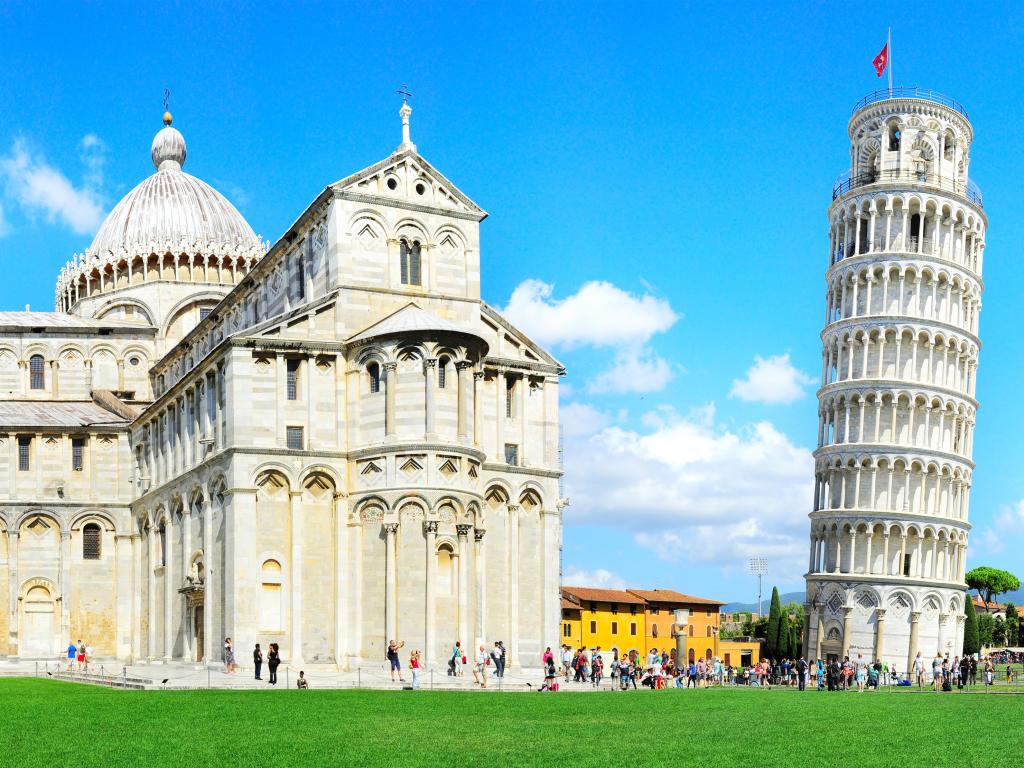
[0,139,105,234]
[730,353,815,405]
[972,500,1024,555]
[563,567,626,590]
[561,402,611,437]
[588,348,675,394]
[503,279,678,350]
[504,279,679,395]
[79,133,107,189]
[563,405,814,583]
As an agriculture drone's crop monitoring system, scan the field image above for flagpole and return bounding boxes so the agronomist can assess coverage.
[888,27,893,96]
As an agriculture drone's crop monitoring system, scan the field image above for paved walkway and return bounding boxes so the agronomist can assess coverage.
[0,658,622,692]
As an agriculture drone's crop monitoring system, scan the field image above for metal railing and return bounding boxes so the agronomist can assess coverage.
[832,169,983,208]
[852,87,970,120]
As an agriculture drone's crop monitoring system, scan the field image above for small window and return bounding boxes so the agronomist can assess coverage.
[563,623,571,638]
[589,620,597,633]
[129,356,140,367]
[506,377,515,418]
[295,257,305,299]
[903,554,912,576]
[399,240,422,286]
[199,307,212,321]
[72,437,85,471]
[652,624,659,638]
[630,605,637,616]
[29,354,45,389]
[18,436,31,471]
[688,625,694,637]
[589,602,597,611]
[400,240,410,285]
[286,426,304,450]
[438,357,448,389]
[386,177,398,191]
[504,443,519,466]
[368,362,381,394]
[611,621,618,635]
[158,522,167,567]
[83,523,101,560]
[651,607,659,615]
[611,604,618,615]
[286,359,300,401]
[630,623,637,636]
[706,626,712,637]
[415,182,426,196]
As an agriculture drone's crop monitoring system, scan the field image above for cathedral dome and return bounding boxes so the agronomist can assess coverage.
[86,113,261,260]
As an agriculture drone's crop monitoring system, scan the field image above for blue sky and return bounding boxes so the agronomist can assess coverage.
[1,2,1022,603]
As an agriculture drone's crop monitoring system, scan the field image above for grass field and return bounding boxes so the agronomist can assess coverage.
[3,678,1020,767]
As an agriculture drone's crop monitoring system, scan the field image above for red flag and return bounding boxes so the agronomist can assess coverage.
[873,43,888,77]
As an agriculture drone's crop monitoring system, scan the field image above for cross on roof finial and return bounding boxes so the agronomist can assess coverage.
[396,84,415,151]
[162,88,173,126]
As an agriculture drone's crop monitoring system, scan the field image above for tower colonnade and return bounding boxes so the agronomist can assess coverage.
[805,90,985,668]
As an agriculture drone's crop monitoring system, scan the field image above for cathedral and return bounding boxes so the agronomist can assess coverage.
[0,102,564,669]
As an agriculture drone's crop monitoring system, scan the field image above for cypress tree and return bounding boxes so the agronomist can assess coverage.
[765,587,782,659]
[963,592,980,656]
[1006,603,1019,646]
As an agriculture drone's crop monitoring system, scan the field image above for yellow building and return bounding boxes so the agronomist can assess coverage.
[560,586,760,667]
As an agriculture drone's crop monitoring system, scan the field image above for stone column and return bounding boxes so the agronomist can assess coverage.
[937,612,948,656]
[475,528,486,645]
[424,520,438,665]
[496,372,506,457]
[815,608,824,661]
[841,606,854,659]
[147,526,157,659]
[508,504,520,668]
[202,485,215,666]
[456,524,471,647]
[384,522,398,644]
[473,371,484,447]
[456,362,472,444]
[164,516,174,660]
[907,611,921,675]
[802,602,812,657]
[874,608,886,662]
[290,490,304,665]
[7,530,19,654]
[334,492,349,668]
[59,530,71,649]
[423,359,437,439]
[519,375,528,466]
[384,363,397,439]
[181,508,193,660]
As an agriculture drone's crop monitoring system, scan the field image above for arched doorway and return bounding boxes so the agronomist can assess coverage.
[20,581,57,656]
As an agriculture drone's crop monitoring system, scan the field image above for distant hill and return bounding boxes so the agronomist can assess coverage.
[722,591,805,614]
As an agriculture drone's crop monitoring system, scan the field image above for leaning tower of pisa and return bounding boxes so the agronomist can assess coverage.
[804,88,986,670]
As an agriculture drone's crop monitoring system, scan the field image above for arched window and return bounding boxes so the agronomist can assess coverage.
[260,559,283,629]
[651,624,658,638]
[158,522,167,566]
[943,131,955,161]
[368,362,381,394]
[83,523,101,560]
[399,239,422,286]
[688,624,694,637]
[887,122,901,152]
[706,625,712,637]
[438,356,449,389]
[29,354,45,389]
[437,543,455,595]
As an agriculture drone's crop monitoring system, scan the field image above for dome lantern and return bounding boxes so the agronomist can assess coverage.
[151,113,187,172]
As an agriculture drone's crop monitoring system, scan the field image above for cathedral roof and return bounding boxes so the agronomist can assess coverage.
[0,311,150,330]
[347,303,488,346]
[0,400,129,428]
[88,114,262,259]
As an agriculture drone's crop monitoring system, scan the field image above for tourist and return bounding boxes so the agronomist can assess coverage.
[856,654,867,692]
[984,657,994,685]
[253,643,263,681]
[223,638,236,674]
[85,643,94,672]
[494,641,507,678]
[796,656,808,691]
[687,659,698,688]
[816,658,824,690]
[561,645,573,682]
[969,656,978,686]
[539,656,558,691]
[913,652,926,688]
[268,643,281,685]
[959,656,970,690]
[77,640,86,671]
[867,661,878,690]
[409,650,422,690]
[451,641,465,677]
[472,644,489,688]
[296,671,309,689]
[932,654,943,692]
[66,640,77,672]
[387,639,406,683]
[542,646,554,667]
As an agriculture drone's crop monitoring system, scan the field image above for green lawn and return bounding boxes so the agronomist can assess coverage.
[3,678,1020,767]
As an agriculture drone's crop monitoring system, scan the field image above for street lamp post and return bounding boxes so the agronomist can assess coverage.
[748,558,768,617]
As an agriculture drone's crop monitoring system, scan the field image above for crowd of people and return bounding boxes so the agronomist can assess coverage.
[65,640,94,672]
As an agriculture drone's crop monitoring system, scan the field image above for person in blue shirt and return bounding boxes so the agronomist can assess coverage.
[66,642,77,671]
